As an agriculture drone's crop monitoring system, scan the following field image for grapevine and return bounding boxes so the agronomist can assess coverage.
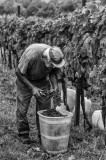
[0,1,106,89]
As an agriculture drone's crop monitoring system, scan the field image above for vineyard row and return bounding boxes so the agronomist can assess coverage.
[0,1,106,84]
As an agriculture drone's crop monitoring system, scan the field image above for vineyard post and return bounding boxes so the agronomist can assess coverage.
[0,47,3,63]
[105,114,106,145]
[8,50,12,69]
[74,82,81,126]
[17,5,20,17]
[12,50,19,69]
[82,0,87,7]
[102,106,106,145]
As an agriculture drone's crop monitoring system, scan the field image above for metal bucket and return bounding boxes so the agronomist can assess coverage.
[37,110,73,154]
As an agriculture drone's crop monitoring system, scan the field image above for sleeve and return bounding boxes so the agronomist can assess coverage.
[18,46,35,74]
[18,54,29,74]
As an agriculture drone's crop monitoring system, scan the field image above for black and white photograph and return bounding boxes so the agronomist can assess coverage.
[0,0,106,159]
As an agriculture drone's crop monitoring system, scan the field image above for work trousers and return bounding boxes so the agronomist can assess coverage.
[16,78,51,136]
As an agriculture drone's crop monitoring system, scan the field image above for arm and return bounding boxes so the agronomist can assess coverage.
[49,68,63,91]
[16,68,34,90]
[61,77,67,105]
[16,68,44,97]
[60,70,70,111]
[49,69,69,110]
[49,73,58,91]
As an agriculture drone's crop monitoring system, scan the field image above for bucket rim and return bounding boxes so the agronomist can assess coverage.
[37,109,73,119]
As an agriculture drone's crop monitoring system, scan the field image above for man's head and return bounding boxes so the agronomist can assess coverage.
[43,46,65,68]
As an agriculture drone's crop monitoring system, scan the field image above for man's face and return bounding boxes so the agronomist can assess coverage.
[44,58,55,69]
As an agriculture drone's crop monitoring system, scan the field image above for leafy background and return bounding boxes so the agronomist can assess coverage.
[0,0,83,17]
[0,0,106,160]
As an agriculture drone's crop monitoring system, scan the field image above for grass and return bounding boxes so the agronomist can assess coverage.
[0,66,106,160]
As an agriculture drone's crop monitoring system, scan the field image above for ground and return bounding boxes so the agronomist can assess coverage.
[0,64,106,160]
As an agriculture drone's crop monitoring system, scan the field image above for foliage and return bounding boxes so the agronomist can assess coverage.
[60,0,77,12]
[3,0,15,15]
[21,0,32,9]
[0,0,77,17]
[101,0,106,5]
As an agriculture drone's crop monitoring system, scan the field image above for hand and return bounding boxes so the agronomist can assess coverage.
[32,87,45,97]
